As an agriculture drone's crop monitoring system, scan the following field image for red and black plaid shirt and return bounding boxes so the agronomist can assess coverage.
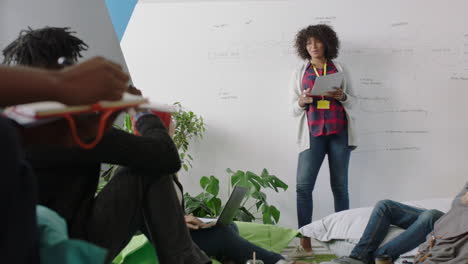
[302,61,347,137]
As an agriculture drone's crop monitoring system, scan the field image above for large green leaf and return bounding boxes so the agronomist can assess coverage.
[231,170,249,187]
[245,171,264,190]
[205,176,219,196]
[270,205,281,223]
[207,197,222,216]
[261,205,273,224]
[200,176,210,189]
[261,175,288,192]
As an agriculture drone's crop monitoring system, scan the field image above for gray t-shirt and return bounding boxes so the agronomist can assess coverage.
[416,182,468,264]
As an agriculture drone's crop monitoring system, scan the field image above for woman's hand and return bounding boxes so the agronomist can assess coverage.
[298,88,313,108]
[326,87,346,101]
[184,214,212,230]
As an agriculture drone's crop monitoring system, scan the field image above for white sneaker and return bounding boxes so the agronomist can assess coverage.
[288,245,314,259]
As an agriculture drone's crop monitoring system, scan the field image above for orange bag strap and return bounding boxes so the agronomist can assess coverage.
[62,108,115,149]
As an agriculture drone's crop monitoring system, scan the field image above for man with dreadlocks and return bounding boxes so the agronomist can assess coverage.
[3,26,89,68]
[0,57,129,264]
[3,27,211,264]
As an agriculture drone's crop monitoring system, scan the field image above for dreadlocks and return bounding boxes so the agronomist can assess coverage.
[2,26,88,68]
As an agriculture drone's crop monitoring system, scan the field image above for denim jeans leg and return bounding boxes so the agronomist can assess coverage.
[374,208,444,261]
[327,130,351,212]
[350,200,428,263]
[296,134,328,228]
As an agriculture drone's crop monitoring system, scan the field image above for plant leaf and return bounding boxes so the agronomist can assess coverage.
[207,197,222,216]
[270,205,281,224]
[205,176,219,196]
[235,206,256,222]
[200,176,210,189]
[261,205,273,224]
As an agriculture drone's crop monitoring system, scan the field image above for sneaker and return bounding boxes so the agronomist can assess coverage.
[321,256,365,264]
[288,245,315,259]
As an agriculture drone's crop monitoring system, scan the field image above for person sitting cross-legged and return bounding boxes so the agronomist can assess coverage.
[3,26,211,264]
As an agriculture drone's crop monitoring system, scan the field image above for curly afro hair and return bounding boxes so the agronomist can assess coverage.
[2,26,88,69]
[294,24,340,61]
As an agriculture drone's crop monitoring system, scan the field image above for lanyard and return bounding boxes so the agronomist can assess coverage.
[312,60,327,76]
[311,60,328,101]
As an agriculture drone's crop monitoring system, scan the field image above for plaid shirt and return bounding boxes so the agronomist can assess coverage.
[302,61,347,137]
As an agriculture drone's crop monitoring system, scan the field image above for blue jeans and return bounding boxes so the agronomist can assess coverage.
[296,130,351,228]
[190,223,284,264]
[350,200,444,263]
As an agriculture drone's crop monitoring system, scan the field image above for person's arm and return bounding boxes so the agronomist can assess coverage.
[26,114,181,175]
[0,57,128,107]
[289,68,308,117]
[184,214,215,230]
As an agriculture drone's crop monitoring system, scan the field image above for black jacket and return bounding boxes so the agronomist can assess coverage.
[25,114,181,232]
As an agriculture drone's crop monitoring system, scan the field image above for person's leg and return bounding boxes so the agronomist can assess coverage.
[85,167,209,264]
[350,200,429,263]
[296,134,327,249]
[373,209,444,261]
[191,223,283,264]
[327,130,351,213]
[139,174,211,264]
[0,117,39,264]
[84,167,143,262]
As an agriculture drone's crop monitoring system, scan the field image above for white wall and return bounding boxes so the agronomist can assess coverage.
[0,0,127,70]
[121,0,468,228]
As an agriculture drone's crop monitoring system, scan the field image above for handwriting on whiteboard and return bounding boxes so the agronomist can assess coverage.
[218,91,238,100]
[391,22,409,27]
[354,146,421,154]
[359,107,429,117]
[314,16,336,25]
[360,78,383,86]
[361,130,429,135]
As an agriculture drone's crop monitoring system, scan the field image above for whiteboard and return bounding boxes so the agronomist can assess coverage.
[121,0,468,228]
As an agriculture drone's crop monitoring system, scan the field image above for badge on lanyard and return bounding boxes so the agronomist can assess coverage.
[312,61,330,110]
[317,98,330,109]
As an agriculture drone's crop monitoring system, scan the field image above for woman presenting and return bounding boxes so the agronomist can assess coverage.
[289,24,357,257]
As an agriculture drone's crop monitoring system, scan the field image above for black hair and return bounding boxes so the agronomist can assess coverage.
[294,24,340,60]
[2,26,88,68]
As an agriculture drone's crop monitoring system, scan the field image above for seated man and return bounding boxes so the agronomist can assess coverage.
[0,57,129,264]
[173,173,309,264]
[3,26,210,264]
[413,182,467,264]
[325,182,467,264]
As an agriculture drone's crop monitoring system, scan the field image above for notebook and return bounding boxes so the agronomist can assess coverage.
[199,185,248,228]
[2,93,168,149]
[310,71,344,96]
[4,93,148,122]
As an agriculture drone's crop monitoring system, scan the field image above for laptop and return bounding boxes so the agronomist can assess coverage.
[200,185,248,228]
